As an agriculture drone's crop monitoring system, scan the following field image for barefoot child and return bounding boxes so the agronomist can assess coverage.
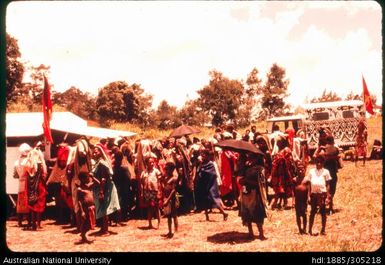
[141,157,162,229]
[293,160,308,234]
[162,162,180,238]
[76,172,96,244]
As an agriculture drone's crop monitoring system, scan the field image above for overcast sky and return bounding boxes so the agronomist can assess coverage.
[6,1,382,109]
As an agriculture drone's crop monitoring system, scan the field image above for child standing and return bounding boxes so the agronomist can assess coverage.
[141,157,162,229]
[293,160,308,235]
[302,155,332,236]
[162,162,180,238]
[76,172,96,244]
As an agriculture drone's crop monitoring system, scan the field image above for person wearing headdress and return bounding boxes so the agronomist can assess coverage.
[238,152,268,240]
[254,134,273,201]
[270,142,295,210]
[270,125,288,157]
[195,149,228,221]
[292,130,309,169]
[70,137,93,231]
[173,138,194,214]
[219,132,238,208]
[25,145,48,230]
[91,144,120,235]
[46,142,73,224]
[285,127,295,150]
[13,143,32,228]
[355,118,368,166]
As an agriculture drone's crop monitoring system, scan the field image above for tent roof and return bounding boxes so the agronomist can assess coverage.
[6,112,136,138]
[53,125,137,138]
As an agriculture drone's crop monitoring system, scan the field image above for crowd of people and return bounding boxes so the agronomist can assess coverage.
[12,120,368,244]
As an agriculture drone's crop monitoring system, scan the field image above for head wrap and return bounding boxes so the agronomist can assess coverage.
[19,143,31,156]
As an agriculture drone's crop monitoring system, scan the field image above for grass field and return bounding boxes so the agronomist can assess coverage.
[5,115,382,253]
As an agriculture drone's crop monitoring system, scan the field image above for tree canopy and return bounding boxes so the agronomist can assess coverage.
[54,86,98,121]
[96,81,153,126]
[6,33,24,104]
[259,63,290,118]
[154,100,180,130]
[197,70,245,127]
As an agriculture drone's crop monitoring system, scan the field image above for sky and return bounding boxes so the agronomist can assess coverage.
[6,1,383,109]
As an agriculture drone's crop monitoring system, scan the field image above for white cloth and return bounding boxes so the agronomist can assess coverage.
[14,156,29,192]
[304,168,332,194]
[270,131,286,156]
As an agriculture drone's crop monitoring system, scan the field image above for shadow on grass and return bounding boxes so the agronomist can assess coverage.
[137,226,156,230]
[207,231,254,244]
[88,230,118,237]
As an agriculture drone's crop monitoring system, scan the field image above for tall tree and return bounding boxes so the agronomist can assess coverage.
[197,70,244,127]
[6,33,24,105]
[154,100,180,130]
[7,63,51,112]
[178,99,210,127]
[28,64,51,105]
[96,81,153,126]
[244,67,262,123]
[259,63,290,118]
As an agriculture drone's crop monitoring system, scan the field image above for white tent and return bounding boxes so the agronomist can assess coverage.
[6,112,136,195]
[6,112,136,138]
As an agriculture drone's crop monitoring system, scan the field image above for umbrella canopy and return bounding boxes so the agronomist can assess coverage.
[169,124,201,138]
[215,139,264,155]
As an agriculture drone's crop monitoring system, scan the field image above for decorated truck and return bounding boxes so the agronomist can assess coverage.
[266,100,365,152]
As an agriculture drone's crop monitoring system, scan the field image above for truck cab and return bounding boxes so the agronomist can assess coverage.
[266,114,305,134]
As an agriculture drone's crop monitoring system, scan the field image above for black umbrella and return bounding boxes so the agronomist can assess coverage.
[215,139,264,155]
[169,124,201,138]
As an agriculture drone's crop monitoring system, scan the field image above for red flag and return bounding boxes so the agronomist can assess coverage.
[42,75,54,143]
[362,76,374,115]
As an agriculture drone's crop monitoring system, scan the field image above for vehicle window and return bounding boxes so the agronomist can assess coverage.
[342,110,354,118]
[292,121,299,132]
[312,112,329,121]
[274,122,285,131]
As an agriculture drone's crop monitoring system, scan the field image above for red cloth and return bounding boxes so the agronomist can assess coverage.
[285,128,295,149]
[28,181,47,213]
[363,76,374,115]
[59,186,73,209]
[220,150,237,196]
[57,145,69,164]
[271,152,294,197]
[42,75,54,143]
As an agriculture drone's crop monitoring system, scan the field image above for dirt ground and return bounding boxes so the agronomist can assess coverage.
[4,160,383,256]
